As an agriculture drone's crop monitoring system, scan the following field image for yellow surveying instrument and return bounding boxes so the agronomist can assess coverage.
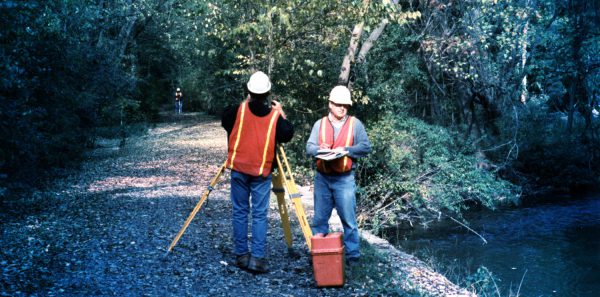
[167,145,313,253]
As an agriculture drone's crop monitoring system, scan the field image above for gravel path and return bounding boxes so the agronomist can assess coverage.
[1,113,377,296]
[1,112,477,297]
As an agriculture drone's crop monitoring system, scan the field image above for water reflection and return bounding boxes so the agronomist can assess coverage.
[386,195,600,297]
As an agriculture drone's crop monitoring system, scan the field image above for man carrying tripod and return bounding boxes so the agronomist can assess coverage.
[221,71,294,273]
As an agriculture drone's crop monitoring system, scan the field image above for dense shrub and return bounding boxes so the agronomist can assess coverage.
[496,101,600,194]
[0,1,177,186]
[357,113,519,229]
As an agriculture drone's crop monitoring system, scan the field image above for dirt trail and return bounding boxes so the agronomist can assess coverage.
[1,113,367,296]
[1,112,475,297]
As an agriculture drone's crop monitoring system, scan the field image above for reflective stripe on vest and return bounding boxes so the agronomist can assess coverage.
[317,116,355,173]
[226,101,280,177]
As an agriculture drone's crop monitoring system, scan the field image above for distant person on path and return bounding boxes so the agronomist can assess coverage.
[306,85,372,266]
[175,88,183,114]
[221,71,294,273]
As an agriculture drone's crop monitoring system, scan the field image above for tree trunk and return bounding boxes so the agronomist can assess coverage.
[357,18,389,64]
[338,22,365,85]
[430,91,440,124]
[116,17,137,63]
[338,0,370,85]
[338,0,400,87]
[567,81,575,135]
[566,0,589,136]
[519,21,529,104]
[113,0,137,65]
[267,9,275,76]
[95,0,107,48]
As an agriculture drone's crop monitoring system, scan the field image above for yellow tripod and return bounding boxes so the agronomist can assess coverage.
[167,145,313,253]
[272,145,313,250]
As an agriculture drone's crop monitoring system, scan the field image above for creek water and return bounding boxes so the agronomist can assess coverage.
[385,194,600,297]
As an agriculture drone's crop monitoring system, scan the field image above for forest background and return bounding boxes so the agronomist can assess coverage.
[1,0,599,229]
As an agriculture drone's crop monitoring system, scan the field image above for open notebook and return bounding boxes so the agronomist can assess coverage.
[316,149,349,161]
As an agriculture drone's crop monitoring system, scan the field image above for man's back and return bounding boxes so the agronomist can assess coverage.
[221,100,293,144]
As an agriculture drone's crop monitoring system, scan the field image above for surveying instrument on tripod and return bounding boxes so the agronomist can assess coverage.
[167,72,348,286]
[166,145,313,254]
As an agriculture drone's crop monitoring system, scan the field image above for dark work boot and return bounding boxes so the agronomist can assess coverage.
[247,256,268,273]
[345,257,360,268]
[235,253,250,269]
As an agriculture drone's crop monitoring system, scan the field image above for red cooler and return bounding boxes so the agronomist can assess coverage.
[311,232,345,287]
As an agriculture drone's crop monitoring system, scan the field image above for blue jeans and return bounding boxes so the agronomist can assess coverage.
[175,101,182,114]
[230,170,272,258]
[312,170,360,259]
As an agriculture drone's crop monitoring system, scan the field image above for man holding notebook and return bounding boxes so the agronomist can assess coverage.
[305,85,372,265]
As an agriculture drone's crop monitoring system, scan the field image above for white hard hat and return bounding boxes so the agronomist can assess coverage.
[247,71,271,94]
[329,85,352,106]
[176,88,181,92]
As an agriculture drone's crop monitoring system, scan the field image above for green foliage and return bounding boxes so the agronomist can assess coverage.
[497,100,600,193]
[409,247,509,297]
[529,1,600,118]
[463,266,504,297]
[2,0,597,234]
[345,240,413,296]
[0,0,203,183]
[356,25,429,119]
[358,113,519,228]
[1,1,106,181]
[189,0,357,114]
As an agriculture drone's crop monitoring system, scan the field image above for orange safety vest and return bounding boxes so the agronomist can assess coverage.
[317,116,355,174]
[226,101,281,177]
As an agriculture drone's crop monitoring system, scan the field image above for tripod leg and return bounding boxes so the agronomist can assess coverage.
[275,149,314,250]
[273,170,293,249]
[167,161,227,253]
[290,196,313,250]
